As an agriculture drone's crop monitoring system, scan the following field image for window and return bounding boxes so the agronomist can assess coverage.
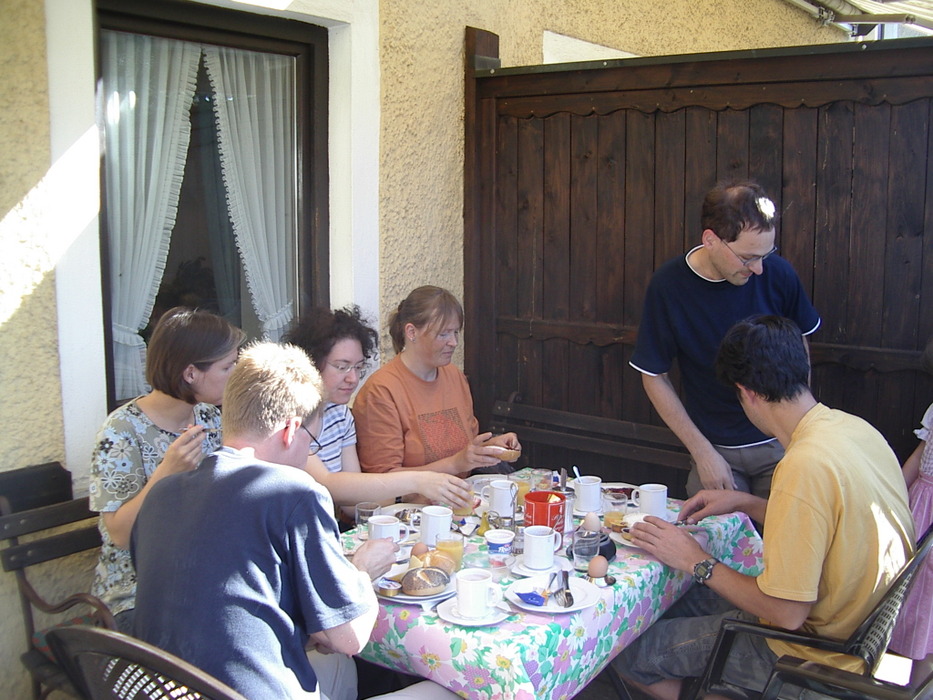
[97,0,328,405]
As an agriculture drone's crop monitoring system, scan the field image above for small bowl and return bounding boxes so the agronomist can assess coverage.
[462,552,515,582]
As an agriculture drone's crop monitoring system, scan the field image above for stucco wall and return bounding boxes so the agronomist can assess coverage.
[1,0,65,469]
[376,0,843,355]
[1,2,89,698]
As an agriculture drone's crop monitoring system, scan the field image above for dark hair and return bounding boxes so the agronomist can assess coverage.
[701,181,778,243]
[283,305,379,369]
[715,315,810,402]
[388,286,464,354]
[146,307,246,403]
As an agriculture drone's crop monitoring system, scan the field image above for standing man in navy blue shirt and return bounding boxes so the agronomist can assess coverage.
[629,181,820,497]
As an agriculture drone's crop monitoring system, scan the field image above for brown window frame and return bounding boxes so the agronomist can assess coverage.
[96,0,329,409]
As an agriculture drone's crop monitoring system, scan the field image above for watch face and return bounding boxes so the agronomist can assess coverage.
[694,558,716,582]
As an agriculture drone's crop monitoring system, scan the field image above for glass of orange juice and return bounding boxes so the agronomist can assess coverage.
[451,486,475,517]
[510,474,532,507]
[435,532,464,570]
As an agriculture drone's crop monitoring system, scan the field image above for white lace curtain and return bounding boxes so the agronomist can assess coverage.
[100,31,201,400]
[204,46,296,341]
[101,33,297,399]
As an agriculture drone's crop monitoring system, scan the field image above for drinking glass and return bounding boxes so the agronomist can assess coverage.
[354,501,381,540]
[435,531,465,570]
[572,530,600,572]
[603,491,628,532]
[510,473,532,507]
[451,486,475,517]
[530,468,553,491]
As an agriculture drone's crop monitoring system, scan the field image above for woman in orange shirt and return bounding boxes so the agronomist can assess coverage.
[354,286,520,481]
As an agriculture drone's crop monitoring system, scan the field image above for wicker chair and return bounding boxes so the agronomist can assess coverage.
[684,521,933,700]
[47,625,247,700]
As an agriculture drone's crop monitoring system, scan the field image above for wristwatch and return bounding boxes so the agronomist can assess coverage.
[693,557,718,585]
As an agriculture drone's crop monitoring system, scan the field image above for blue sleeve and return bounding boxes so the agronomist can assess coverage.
[287,490,372,634]
[773,257,820,336]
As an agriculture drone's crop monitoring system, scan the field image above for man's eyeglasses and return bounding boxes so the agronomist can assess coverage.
[299,424,322,456]
[327,361,369,379]
[719,236,778,268]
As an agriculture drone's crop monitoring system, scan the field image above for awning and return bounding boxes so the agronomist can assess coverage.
[783,0,933,34]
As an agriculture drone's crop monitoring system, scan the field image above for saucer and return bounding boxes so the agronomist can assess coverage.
[436,597,509,627]
[510,554,572,577]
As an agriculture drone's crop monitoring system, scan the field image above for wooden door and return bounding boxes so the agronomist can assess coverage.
[465,32,933,492]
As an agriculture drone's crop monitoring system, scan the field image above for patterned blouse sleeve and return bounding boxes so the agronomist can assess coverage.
[88,410,149,514]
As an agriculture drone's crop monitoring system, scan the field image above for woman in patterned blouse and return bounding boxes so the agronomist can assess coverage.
[89,307,245,632]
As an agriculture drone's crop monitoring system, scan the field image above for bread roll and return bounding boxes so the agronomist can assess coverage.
[421,550,456,575]
[401,567,450,596]
[620,513,648,540]
[487,445,521,462]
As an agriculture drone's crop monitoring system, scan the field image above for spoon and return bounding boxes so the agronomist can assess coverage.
[572,465,582,481]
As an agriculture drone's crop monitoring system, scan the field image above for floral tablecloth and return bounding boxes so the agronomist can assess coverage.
[348,504,763,699]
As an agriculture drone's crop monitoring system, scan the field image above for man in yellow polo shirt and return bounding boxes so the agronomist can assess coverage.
[614,315,913,700]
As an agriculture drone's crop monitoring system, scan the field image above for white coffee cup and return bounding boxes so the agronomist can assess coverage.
[367,514,415,543]
[481,479,518,518]
[522,525,561,570]
[420,505,453,547]
[484,528,515,566]
[455,568,504,619]
[573,475,602,512]
[633,483,668,519]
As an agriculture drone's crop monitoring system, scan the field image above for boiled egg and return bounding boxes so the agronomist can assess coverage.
[587,555,609,579]
[582,511,601,532]
[410,542,429,558]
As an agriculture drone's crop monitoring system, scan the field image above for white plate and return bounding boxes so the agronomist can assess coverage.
[465,475,498,490]
[375,578,456,607]
[600,482,637,492]
[505,574,601,614]
[510,554,572,578]
[381,503,424,521]
[436,597,509,627]
[609,531,641,549]
[607,514,682,549]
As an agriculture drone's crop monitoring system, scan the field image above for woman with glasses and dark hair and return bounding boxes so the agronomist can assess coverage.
[89,307,246,632]
[353,286,521,484]
[284,305,472,514]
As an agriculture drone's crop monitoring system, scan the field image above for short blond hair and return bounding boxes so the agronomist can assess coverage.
[221,342,323,439]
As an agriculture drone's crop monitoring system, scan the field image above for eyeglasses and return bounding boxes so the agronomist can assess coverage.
[326,361,369,378]
[719,236,778,268]
[299,424,322,456]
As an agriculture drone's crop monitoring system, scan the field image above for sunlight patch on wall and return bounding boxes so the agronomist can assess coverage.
[0,126,99,327]
[542,30,637,64]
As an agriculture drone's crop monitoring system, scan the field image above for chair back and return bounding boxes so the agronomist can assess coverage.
[0,463,114,700]
[47,625,248,700]
[0,494,111,638]
[844,521,933,673]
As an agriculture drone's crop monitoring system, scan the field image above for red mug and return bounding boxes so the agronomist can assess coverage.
[524,490,566,534]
